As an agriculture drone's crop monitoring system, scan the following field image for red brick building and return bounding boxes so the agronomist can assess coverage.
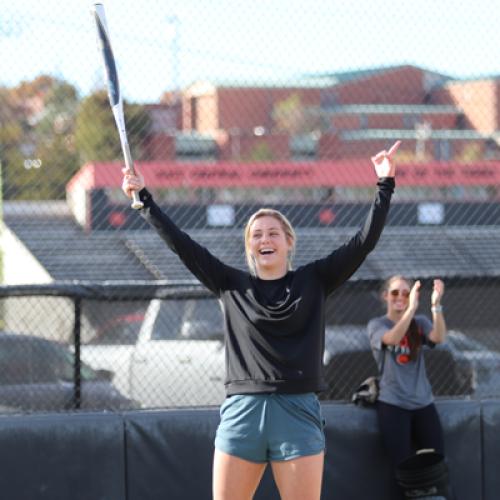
[146,65,500,163]
[432,78,500,134]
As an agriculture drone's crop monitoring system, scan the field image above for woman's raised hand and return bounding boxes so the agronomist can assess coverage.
[122,166,145,199]
[409,279,421,313]
[431,279,445,306]
[371,140,401,178]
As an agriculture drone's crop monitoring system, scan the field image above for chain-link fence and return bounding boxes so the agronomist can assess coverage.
[1,2,500,412]
[1,278,499,413]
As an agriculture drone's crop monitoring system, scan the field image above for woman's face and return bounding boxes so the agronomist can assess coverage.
[248,215,292,277]
[385,278,411,314]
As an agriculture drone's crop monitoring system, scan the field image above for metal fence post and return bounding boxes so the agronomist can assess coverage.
[73,297,82,410]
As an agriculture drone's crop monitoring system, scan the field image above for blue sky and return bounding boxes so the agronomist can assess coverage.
[1,0,499,103]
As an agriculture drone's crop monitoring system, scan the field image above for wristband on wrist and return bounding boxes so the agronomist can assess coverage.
[431,304,443,313]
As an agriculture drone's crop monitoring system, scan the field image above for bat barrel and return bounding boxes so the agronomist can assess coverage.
[92,3,143,210]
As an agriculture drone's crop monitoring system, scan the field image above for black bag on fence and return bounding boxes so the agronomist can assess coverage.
[352,347,386,407]
[351,375,380,406]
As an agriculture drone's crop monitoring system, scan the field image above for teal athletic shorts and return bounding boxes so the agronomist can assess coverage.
[214,392,326,463]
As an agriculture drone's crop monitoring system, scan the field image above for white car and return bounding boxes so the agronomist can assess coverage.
[129,298,226,407]
[82,297,226,408]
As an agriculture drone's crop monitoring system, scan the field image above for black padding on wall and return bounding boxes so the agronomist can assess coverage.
[124,408,283,500]
[321,400,482,500]
[124,400,483,500]
[482,400,500,500]
[124,408,220,500]
[0,400,492,500]
[321,403,400,499]
[0,412,125,500]
[436,400,482,500]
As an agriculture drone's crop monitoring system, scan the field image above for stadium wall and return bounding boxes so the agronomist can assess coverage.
[0,400,498,500]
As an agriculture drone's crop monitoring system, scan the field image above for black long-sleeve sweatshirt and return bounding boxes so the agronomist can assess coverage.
[138,177,394,396]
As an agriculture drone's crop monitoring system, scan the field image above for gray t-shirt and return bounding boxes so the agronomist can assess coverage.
[367,314,435,410]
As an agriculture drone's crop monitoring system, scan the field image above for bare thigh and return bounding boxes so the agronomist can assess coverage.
[213,449,267,500]
[271,452,324,500]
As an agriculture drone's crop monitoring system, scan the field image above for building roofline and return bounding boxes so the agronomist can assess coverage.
[309,104,463,115]
[340,129,492,141]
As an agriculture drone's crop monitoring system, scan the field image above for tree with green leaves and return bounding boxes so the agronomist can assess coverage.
[74,90,151,164]
[0,76,81,200]
[0,86,27,200]
[1,78,151,201]
[29,79,80,199]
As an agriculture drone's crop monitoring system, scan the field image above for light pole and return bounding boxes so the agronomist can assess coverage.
[166,15,181,103]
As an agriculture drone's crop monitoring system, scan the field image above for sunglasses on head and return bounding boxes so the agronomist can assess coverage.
[389,289,410,298]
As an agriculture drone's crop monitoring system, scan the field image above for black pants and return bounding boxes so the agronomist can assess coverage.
[376,400,445,467]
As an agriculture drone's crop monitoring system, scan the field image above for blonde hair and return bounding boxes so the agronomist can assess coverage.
[244,208,296,276]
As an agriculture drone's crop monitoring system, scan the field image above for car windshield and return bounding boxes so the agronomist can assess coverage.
[90,316,143,345]
[152,300,184,340]
[55,347,99,381]
[0,336,99,385]
[152,298,224,341]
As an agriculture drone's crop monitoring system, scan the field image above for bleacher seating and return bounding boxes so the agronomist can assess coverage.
[6,212,500,283]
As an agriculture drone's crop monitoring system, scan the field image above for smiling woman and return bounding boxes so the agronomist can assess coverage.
[121,141,400,500]
[367,275,453,498]
[244,208,296,280]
